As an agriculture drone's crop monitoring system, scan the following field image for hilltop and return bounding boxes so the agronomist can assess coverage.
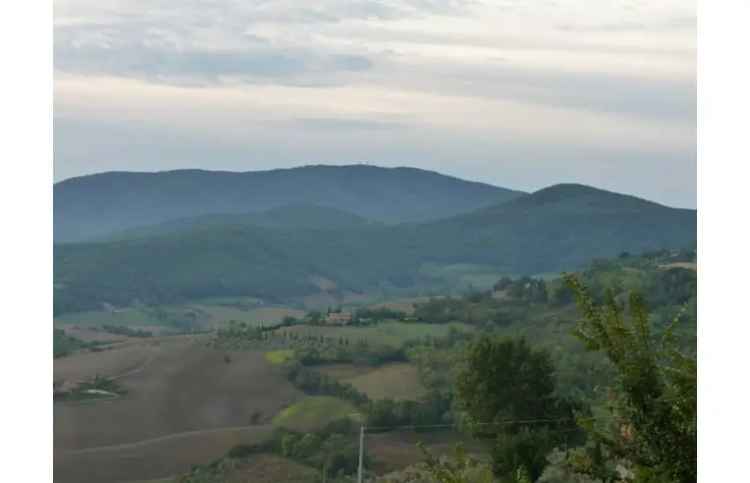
[54,165,523,242]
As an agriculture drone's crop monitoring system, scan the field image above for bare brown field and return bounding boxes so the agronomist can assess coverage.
[54,335,304,482]
[54,339,160,389]
[56,425,275,483]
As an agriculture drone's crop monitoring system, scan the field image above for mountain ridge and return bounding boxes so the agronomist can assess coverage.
[55,164,524,242]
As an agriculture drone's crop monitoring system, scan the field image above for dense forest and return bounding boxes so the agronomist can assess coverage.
[53,184,695,315]
[54,165,522,242]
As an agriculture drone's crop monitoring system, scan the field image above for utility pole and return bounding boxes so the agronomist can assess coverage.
[357,424,365,483]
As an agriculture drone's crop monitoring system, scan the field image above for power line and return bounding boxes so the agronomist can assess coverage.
[355,414,629,481]
[362,415,619,433]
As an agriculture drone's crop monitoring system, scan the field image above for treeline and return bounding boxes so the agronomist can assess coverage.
[286,364,369,406]
[100,325,153,337]
[366,392,453,431]
[179,418,364,483]
[214,321,408,366]
[53,329,105,358]
[412,250,697,329]
[413,292,539,327]
[353,307,409,323]
[286,361,453,432]
[54,180,697,316]
[295,340,406,367]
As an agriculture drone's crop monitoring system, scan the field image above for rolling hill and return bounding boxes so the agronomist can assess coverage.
[412,183,697,273]
[53,182,696,315]
[54,165,523,242]
[100,203,379,242]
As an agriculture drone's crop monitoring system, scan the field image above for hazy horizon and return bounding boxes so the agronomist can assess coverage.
[55,0,696,208]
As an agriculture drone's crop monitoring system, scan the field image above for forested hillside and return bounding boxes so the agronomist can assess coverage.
[54,183,696,315]
[54,165,522,242]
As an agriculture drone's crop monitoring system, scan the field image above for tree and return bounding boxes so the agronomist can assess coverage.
[563,274,696,483]
[551,284,574,306]
[418,443,496,483]
[455,336,580,481]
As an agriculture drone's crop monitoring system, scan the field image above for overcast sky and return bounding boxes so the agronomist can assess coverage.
[54,0,696,208]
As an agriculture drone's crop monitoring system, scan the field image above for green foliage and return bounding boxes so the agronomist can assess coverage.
[413,295,532,327]
[496,277,548,304]
[563,274,696,483]
[271,419,365,479]
[418,443,496,483]
[551,283,574,306]
[354,306,408,323]
[365,390,453,430]
[455,336,581,481]
[56,166,521,242]
[54,183,695,315]
[287,365,370,406]
[100,325,153,337]
[53,328,97,358]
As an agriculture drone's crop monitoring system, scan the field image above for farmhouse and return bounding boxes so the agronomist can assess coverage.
[326,311,353,325]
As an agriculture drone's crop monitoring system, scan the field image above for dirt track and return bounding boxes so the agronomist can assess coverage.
[55,425,275,483]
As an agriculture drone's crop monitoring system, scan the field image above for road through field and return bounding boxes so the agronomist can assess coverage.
[55,424,276,483]
[62,423,272,455]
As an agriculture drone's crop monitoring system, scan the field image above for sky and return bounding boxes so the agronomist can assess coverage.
[54,0,696,208]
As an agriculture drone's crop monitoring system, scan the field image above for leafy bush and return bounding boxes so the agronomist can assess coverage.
[563,274,696,483]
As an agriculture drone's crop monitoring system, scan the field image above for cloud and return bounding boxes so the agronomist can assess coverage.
[52,1,476,86]
[391,62,696,122]
[556,15,697,33]
[291,117,406,131]
[53,0,697,207]
[55,42,373,86]
[54,22,374,86]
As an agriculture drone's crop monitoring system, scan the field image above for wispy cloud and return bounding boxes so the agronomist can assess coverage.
[54,0,696,207]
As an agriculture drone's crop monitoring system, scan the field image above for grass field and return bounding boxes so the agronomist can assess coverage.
[282,321,473,348]
[347,363,426,401]
[318,363,426,401]
[272,396,361,431]
[264,350,295,365]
